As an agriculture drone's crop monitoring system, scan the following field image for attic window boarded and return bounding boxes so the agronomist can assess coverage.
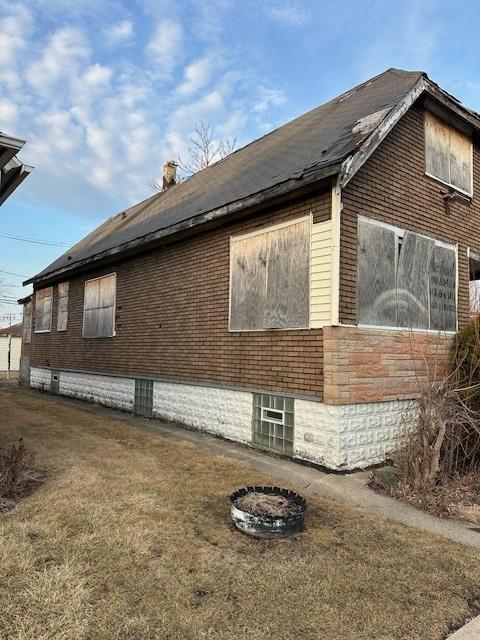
[83,273,116,338]
[425,111,472,195]
[57,282,69,332]
[22,301,32,343]
[357,217,456,331]
[34,287,53,333]
[229,218,310,330]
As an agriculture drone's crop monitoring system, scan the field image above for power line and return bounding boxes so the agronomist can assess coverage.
[0,269,28,278]
[0,231,70,247]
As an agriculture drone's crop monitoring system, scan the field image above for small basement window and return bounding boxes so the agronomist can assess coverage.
[34,287,53,333]
[253,394,294,455]
[425,110,473,196]
[83,273,116,338]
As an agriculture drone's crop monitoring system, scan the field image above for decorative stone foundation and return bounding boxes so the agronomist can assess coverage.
[28,366,413,470]
[323,325,452,404]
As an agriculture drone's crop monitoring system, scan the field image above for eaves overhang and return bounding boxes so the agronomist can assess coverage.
[25,162,341,287]
[0,132,33,206]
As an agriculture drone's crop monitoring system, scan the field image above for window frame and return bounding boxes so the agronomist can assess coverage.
[357,215,458,334]
[82,272,117,339]
[424,110,474,198]
[34,287,53,334]
[228,215,312,332]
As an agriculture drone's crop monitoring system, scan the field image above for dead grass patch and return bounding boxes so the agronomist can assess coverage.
[1,385,480,639]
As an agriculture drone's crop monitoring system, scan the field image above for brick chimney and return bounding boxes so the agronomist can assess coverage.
[162,160,177,190]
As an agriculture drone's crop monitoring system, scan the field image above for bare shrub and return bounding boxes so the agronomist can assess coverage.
[0,438,45,510]
[393,326,480,495]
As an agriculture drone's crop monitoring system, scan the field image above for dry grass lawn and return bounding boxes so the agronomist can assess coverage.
[1,385,480,640]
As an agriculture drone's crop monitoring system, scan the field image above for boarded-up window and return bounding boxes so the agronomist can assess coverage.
[357,217,457,331]
[425,111,472,194]
[396,232,434,329]
[357,222,397,326]
[229,218,310,330]
[83,273,116,338]
[57,282,69,332]
[34,287,53,333]
[430,245,457,330]
[22,301,32,343]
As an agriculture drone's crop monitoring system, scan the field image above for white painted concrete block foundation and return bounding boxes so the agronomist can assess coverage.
[152,381,252,444]
[29,367,413,470]
[60,371,135,412]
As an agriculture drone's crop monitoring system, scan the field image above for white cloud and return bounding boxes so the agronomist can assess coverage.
[266,1,309,26]
[104,19,134,45]
[177,55,215,96]
[146,20,183,75]
[83,63,112,87]
[253,86,285,113]
[0,98,19,127]
[0,3,32,88]
[0,3,287,214]
[26,27,90,94]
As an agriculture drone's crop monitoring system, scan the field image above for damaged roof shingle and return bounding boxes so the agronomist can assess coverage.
[28,68,432,284]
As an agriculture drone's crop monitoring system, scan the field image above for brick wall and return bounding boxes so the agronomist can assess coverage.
[27,190,330,398]
[340,102,480,328]
[323,325,452,405]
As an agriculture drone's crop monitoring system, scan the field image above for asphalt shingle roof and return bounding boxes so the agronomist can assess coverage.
[32,68,425,283]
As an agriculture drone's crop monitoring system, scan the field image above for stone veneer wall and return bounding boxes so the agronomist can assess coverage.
[323,325,453,405]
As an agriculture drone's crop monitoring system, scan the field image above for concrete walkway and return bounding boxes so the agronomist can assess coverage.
[448,616,480,639]
[13,383,480,551]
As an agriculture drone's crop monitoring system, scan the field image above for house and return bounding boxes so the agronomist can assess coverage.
[18,68,480,469]
[0,132,32,205]
[0,323,22,378]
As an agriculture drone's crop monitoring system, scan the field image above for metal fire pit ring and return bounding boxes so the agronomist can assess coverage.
[229,486,307,539]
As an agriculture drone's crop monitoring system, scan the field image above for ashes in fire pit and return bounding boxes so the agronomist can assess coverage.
[235,492,303,518]
[229,486,307,538]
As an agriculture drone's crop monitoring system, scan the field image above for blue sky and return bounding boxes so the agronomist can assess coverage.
[1,0,480,326]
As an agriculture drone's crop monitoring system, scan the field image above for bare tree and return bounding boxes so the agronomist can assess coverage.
[150,121,236,193]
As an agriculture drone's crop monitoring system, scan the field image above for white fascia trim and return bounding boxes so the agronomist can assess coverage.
[340,76,429,188]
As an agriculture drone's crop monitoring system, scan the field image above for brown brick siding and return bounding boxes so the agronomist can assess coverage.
[323,326,452,404]
[27,190,331,398]
[340,102,480,328]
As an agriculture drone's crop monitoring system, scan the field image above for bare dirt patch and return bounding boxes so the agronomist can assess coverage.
[2,384,480,640]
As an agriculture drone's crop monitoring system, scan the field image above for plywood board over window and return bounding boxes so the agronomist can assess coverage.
[357,221,397,326]
[229,217,310,331]
[22,301,32,343]
[425,110,473,195]
[57,282,69,332]
[396,232,434,329]
[357,216,457,331]
[34,287,53,333]
[83,273,116,338]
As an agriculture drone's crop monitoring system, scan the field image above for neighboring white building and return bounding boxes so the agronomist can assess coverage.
[0,323,22,377]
